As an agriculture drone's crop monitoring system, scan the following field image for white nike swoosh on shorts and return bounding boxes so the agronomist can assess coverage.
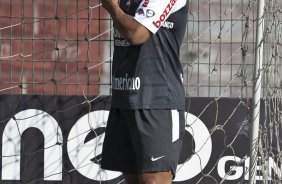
[151,156,165,162]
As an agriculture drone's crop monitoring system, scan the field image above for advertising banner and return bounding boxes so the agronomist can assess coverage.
[0,95,279,183]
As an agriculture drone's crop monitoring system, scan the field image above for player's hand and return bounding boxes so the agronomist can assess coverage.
[101,0,119,13]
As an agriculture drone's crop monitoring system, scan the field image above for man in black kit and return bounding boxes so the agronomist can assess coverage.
[100,0,188,183]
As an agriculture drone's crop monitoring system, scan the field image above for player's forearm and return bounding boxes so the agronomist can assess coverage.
[102,0,150,45]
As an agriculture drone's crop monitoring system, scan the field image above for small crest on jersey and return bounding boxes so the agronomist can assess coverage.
[136,8,155,18]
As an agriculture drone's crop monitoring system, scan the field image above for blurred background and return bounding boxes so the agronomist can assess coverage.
[0,0,259,97]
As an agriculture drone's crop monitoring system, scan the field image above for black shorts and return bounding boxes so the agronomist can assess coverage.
[101,108,185,177]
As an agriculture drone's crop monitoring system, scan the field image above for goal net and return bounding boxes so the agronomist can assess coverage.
[0,0,281,183]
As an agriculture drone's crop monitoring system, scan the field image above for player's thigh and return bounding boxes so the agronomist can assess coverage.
[139,171,173,184]
[124,172,173,184]
[123,173,139,184]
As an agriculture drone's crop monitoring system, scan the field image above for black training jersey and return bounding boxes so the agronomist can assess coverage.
[111,0,188,110]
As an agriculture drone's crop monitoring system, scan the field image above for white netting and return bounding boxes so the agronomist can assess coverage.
[0,0,281,183]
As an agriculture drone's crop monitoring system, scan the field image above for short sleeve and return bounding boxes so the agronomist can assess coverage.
[134,0,187,34]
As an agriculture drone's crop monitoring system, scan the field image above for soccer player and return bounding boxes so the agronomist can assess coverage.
[100,0,188,183]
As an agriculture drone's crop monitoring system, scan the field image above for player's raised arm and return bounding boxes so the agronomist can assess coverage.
[101,0,150,45]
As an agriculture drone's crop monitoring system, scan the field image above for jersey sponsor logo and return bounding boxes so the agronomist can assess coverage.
[112,74,141,90]
[162,21,174,29]
[114,28,124,39]
[114,28,130,46]
[152,0,177,28]
[137,8,155,18]
[115,39,131,46]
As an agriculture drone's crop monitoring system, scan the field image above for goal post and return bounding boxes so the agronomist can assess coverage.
[249,0,265,183]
